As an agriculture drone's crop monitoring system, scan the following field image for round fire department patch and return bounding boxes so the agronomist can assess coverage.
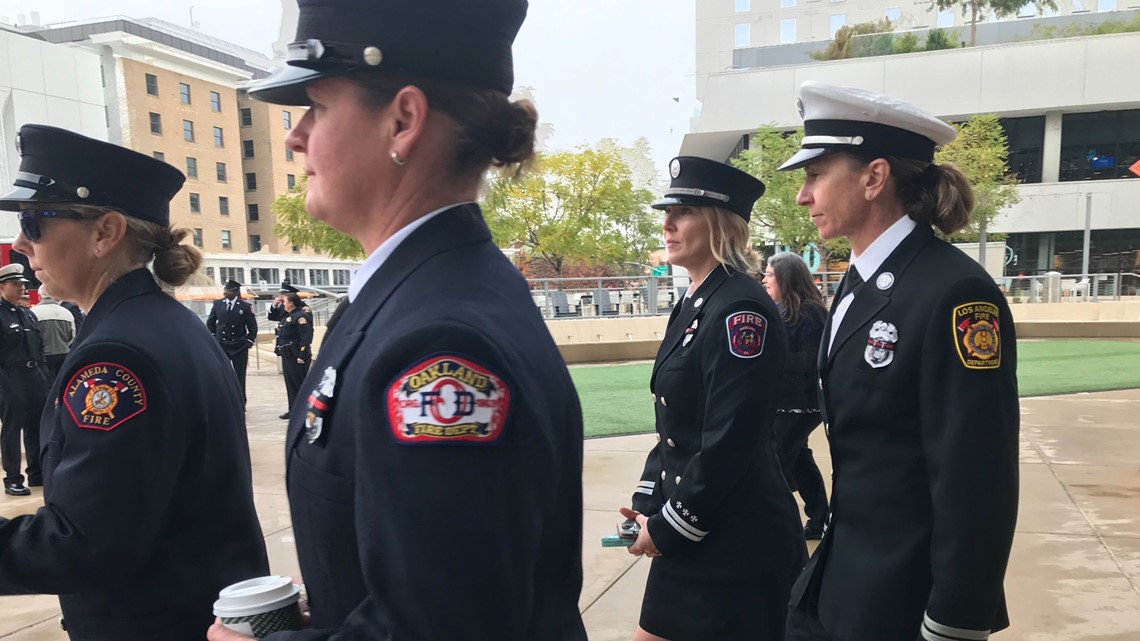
[386,355,511,444]
[64,362,147,431]
[725,311,767,359]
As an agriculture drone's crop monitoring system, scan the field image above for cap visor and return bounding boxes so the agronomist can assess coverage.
[777,147,831,171]
[0,185,54,211]
[246,65,347,106]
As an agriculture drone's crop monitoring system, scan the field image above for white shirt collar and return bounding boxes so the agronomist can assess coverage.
[850,215,917,282]
[347,203,472,303]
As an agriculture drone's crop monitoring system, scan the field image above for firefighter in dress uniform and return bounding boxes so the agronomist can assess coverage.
[209,0,587,638]
[0,124,268,640]
[274,292,312,419]
[0,263,48,496]
[207,279,260,406]
[778,82,1020,641]
[621,156,805,641]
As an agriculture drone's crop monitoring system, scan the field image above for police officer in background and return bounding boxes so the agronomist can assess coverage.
[207,280,259,405]
[0,263,48,496]
[778,82,1019,641]
[31,287,77,383]
[210,0,586,638]
[273,292,311,419]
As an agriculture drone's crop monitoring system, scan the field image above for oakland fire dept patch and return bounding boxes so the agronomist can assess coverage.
[725,311,767,359]
[954,301,1002,370]
[64,362,147,431]
[386,355,511,444]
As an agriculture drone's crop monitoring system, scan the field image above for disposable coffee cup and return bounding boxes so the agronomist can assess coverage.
[214,575,303,638]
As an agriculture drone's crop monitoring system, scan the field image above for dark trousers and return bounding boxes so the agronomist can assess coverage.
[282,357,310,411]
[0,365,48,485]
[786,603,837,641]
[774,412,829,526]
[45,353,67,386]
[226,348,250,404]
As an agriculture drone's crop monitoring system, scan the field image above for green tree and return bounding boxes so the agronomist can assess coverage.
[482,143,657,277]
[934,114,1020,243]
[272,176,365,259]
[923,28,958,51]
[893,32,920,54]
[934,0,1057,47]
[810,19,893,60]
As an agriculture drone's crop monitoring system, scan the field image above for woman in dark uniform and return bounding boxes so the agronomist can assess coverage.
[621,156,805,641]
[0,124,268,640]
[763,251,830,540]
[779,82,1019,641]
[274,292,312,419]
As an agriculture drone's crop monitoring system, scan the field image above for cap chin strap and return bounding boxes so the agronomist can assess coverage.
[14,171,93,201]
[666,187,730,202]
[802,135,865,147]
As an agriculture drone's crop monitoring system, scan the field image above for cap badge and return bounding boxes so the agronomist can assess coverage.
[876,272,894,290]
[14,133,21,156]
[363,46,383,66]
[669,159,681,179]
[797,98,805,118]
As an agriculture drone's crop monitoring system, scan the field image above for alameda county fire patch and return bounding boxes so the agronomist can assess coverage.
[953,301,1002,370]
[64,362,147,431]
[386,355,511,444]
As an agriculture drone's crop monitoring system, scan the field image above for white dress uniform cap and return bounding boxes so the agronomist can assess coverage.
[0,263,29,283]
[778,81,957,171]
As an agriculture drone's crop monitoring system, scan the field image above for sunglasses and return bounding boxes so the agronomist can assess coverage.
[17,209,91,242]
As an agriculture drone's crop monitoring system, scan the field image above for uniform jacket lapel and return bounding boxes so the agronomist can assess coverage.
[650,266,730,389]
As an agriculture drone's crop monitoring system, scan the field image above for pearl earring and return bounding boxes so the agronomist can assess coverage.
[390,151,406,166]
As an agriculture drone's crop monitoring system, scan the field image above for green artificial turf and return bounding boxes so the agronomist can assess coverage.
[569,339,1140,438]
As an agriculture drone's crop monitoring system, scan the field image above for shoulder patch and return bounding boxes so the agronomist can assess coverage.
[298,316,307,325]
[725,310,767,359]
[954,301,1001,370]
[386,355,511,445]
[64,363,147,431]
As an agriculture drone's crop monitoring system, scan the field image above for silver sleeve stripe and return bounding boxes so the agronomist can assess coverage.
[634,488,653,495]
[922,614,990,641]
[663,502,709,541]
[637,481,656,489]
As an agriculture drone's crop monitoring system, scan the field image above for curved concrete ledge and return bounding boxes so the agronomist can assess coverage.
[1015,320,1140,339]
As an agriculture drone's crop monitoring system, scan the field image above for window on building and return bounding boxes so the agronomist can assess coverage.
[152,151,165,161]
[245,173,257,191]
[780,19,796,43]
[213,126,224,148]
[249,234,262,252]
[1097,0,1116,10]
[287,174,296,190]
[247,203,260,221]
[285,147,295,162]
[884,7,901,21]
[216,162,227,182]
[829,14,846,38]
[219,196,230,216]
[189,193,201,213]
[149,112,162,135]
[780,0,795,6]
[183,120,195,142]
[285,268,306,285]
[1072,0,1086,11]
[221,230,232,250]
[734,23,750,47]
[192,228,203,248]
[283,111,292,129]
[210,91,221,112]
[333,269,351,286]
[309,269,330,286]
[145,73,158,96]
[1060,109,1140,182]
[240,108,252,127]
[937,8,954,27]
[251,268,279,286]
[186,157,198,178]
[1000,116,1045,184]
[242,140,255,158]
[1017,1,1035,17]
[219,267,245,284]
[735,0,750,12]
[179,82,191,105]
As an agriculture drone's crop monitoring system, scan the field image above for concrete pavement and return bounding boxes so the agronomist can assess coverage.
[3,373,1139,640]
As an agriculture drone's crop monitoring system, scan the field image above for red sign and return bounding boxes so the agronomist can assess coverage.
[1130,159,1140,177]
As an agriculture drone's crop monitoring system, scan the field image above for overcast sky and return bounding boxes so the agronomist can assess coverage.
[0,0,698,183]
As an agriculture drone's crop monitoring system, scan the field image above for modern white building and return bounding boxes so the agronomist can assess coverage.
[685,3,1140,278]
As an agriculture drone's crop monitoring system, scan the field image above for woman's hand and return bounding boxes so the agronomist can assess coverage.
[207,618,255,641]
[297,357,305,364]
[619,507,661,558]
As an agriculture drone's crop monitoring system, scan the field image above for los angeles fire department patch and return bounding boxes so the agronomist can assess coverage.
[953,301,1002,370]
[725,311,767,359]
[64,362,147,431]
[386,355,511,444]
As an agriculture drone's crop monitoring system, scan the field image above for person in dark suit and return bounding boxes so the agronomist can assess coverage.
[210,1,586,639]
[0,263,49,496]
[778,82,1020,641]
[762,251,830,540]
[207,280,259,405]
[273,293,312,420]
[621,156,804,641]
[0,124,269,641]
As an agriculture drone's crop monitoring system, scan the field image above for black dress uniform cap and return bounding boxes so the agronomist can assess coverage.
[279,282,300,294]
[0,264,29,283]
[651,156,765,222]
[0,125,186,226]
[224,280,242,290]
[778,81,958,172]
[249,0,528,106]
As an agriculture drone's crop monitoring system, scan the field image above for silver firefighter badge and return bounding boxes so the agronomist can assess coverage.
[864,321,898,369]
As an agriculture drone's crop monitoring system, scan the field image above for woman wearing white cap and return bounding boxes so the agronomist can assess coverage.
[779,81,1019,641]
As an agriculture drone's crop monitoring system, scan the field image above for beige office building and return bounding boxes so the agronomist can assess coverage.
[238,94,306,255]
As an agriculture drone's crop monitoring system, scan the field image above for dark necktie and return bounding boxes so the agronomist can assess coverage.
[839,265,864,301]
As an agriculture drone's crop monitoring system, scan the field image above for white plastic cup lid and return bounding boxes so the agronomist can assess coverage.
[213,575,300,618]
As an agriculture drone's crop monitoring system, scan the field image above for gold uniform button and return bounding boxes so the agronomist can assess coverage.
[667,438,676,447]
